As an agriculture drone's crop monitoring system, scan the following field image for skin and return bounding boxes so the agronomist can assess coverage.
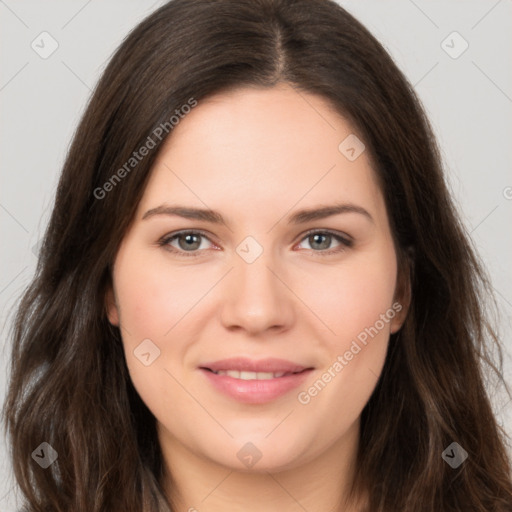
[107,83,410,511]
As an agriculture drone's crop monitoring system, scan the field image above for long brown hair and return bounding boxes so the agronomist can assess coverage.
[3,0,512,510]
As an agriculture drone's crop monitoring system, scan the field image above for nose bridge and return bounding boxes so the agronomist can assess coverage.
[219,235,294,333]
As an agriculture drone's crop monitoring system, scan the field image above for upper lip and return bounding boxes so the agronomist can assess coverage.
[200,357,312,373]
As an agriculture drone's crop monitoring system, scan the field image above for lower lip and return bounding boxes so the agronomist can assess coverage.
[200,368,313,404]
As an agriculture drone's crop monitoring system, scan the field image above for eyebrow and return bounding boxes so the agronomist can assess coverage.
[142,202,374,226]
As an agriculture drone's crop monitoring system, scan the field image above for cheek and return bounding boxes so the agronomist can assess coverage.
[112,250,228,403]
[294,252,397,435]
[112,253,205,418]
[114,253,215,342]
[298,247,398,344]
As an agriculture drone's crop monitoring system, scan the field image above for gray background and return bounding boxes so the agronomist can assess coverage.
[1,1,511,509]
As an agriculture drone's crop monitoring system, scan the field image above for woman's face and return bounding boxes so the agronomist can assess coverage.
[107,83,407,473]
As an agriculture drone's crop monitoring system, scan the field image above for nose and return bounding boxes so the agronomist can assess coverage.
[219,248,296,336]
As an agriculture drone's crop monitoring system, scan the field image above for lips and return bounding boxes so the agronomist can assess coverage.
[199,357,314,404]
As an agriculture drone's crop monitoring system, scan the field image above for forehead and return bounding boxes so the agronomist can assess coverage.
[137,84,385,225]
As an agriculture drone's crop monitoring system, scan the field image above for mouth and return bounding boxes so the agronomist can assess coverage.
[198,357,314,404]
[200,368,309,380]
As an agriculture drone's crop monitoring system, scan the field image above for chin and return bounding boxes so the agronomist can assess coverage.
[204,435,311,473]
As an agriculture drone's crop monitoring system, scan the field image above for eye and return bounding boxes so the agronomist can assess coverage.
[158,230,216,257]
[296,230,353,256]
[158,229,353,258]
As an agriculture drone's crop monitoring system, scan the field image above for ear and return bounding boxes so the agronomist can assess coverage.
[390,247,413,334]
[105,284,120,326]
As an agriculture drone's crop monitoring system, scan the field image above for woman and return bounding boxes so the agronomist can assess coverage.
[3,0,512,511]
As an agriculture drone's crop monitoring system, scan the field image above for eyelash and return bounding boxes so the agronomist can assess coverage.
[157,229,353,258]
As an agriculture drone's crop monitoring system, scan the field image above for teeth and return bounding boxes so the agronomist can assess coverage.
[214,370,287,380]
